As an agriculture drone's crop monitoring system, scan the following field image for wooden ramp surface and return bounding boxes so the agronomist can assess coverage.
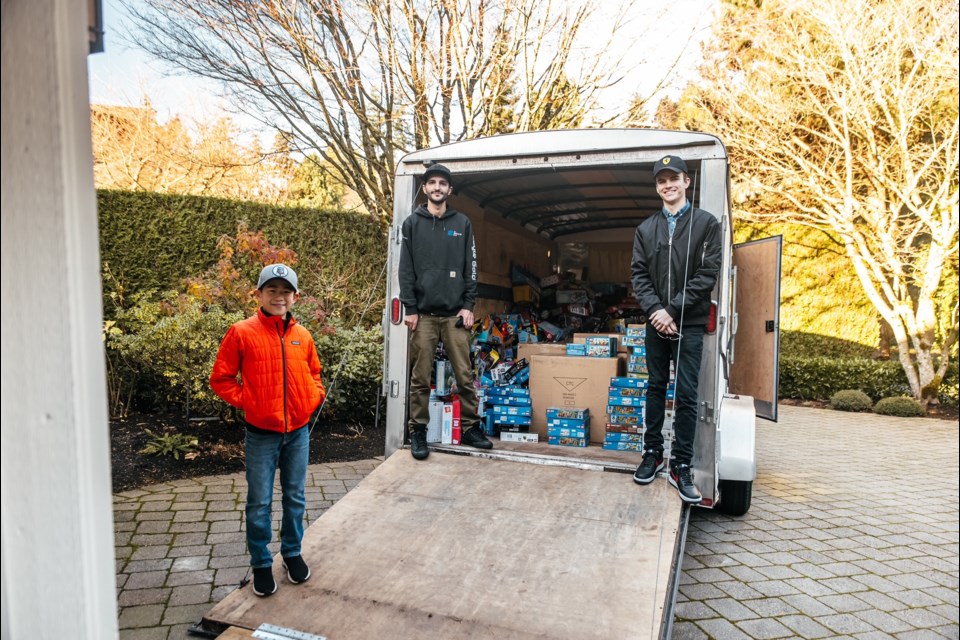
[203,452,684,640]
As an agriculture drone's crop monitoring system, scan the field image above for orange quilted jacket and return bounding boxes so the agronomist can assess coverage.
[210,309,325,432]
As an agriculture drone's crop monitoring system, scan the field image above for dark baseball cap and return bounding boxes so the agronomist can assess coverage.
[422,163,452,183]
[256,264,298,292]
[653,155,688,176]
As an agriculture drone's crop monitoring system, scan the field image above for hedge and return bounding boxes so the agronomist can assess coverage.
[98,189,388,322]
[779,354,959,406]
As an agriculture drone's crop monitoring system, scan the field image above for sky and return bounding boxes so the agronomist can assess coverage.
[87,0,718,141]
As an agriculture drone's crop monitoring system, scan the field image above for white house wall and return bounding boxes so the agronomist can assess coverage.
[1,0,118,638]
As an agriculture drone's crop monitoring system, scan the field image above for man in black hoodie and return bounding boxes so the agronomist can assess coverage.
[399,163,493,459]
[630,155,721,504]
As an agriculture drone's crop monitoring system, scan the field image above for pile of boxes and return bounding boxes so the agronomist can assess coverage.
[546,407,589,447]
[427,380,461,445]
[565,335,618,358]
[604,378,645,451]
[604,325,648,451]
[482,384,536,442]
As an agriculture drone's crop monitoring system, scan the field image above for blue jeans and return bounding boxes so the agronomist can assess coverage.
[644,325,705,467]
[244,425,309,568]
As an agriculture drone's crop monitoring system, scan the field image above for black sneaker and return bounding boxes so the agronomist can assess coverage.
[283,555,311,584]
[460,427,493,450]
[410,426,429,460]
[633,450,664,485]
[252,567,277,597]
[669,464,703,504]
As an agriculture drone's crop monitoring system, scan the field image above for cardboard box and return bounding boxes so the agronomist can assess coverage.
[513,284,539,305]
[517,343,567,361]
[602,441,643,451]
[491,404,533,417]
[530,354,625,444]
[565,343,587,357]
[573,333,630,354]
[500,431,539,443]
[427,401,444,442]
[452,397,461,445]
[540,273,561,288]
[546,407,589,420]
[547,425,589,438]
[604,431,642,443]
[435,359,456,397]
[605,423,644,434]
[441,403,454,444]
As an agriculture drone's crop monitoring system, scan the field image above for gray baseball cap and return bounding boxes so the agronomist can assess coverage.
[256,264,298,292]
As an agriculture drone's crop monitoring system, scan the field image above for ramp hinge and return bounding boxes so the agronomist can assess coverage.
[253,623,327,640]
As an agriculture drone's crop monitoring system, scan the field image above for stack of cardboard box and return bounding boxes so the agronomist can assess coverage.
[483,385,536,442]
[546,407,589,447]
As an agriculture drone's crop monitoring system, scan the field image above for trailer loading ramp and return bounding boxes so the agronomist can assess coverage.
[201,451,688,639]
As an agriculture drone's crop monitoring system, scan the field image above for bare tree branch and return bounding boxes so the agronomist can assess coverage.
[123,0,641,217]
[693,0,959,403]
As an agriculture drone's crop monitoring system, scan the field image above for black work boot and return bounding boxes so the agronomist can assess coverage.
[460,427,493,450]
[668,463,703,504]
[410,426,430,460]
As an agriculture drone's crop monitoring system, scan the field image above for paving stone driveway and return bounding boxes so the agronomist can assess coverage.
[676,406,959,640]
[113,405,958,639]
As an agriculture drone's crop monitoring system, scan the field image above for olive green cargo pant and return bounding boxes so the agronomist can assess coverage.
[407,315,480,436]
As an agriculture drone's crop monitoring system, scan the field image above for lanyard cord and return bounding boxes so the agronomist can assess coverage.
[671,168,700,391]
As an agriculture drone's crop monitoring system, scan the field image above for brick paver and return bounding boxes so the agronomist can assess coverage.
[678,405,959,639]
[114,406,959,638]
[114,460,382,639]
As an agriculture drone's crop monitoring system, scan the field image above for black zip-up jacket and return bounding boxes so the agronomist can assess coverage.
[631,206,722,326]
[399,204,478,316]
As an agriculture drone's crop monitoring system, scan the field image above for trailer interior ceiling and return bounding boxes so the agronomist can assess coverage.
[424,159,704,243]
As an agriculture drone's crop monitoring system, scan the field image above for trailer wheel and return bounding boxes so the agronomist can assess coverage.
[716,480,752,516]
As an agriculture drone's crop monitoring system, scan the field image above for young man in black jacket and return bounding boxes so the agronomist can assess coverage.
[630,155,721,503]
[399,163,493,460]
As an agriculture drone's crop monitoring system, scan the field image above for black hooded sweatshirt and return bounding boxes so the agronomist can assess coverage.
[398,204,478,316]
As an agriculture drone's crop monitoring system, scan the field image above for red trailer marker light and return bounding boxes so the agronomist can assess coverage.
[391,297,403,325]
[706,301,718,334]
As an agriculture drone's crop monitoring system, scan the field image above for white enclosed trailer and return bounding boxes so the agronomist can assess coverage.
[201,129,780,639]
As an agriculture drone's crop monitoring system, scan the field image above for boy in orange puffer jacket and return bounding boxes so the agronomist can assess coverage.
[210,264,325,597]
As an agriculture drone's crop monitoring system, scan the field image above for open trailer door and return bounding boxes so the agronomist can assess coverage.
[729,236,783,421]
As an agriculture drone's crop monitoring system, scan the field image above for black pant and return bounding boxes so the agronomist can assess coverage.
[644,325,705,467]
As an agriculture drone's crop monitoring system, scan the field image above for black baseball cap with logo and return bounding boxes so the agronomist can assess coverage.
[653,155,689,176]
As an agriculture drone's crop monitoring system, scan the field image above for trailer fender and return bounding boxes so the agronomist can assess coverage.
[717,394,756,482]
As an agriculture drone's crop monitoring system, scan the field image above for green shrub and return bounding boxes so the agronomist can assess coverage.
[779,355,910,401]
[139,429,199,459]
[829,390,873,412]
[780,331,876,359]
[307,315,384,425]
[107,294,243,416]
[874,396,926,417]
[779,354,958,407]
